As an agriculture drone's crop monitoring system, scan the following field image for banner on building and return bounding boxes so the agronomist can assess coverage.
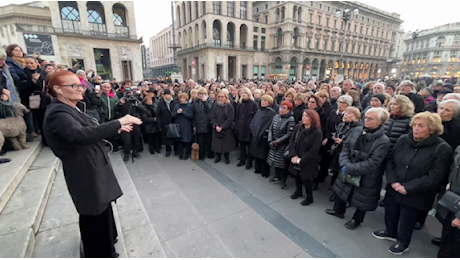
[23,34,54,55]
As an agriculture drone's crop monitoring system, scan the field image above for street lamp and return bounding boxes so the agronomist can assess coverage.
[336,7,359,80]
[409,29,419,78]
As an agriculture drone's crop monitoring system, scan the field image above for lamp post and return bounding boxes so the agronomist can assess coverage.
[336,7,359,80]
[169,1,181,75]
[409,29,419,79]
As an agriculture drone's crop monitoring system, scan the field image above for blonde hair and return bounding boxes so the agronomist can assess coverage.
[410,112,443,135]
[285,89,296,99]
[347,90,360,103]
[239,87,254,103]
[217,90,231,104]
[315,90,330,103]
[261,94,274,106]
[294,93,306,103]
[197,87,208,95]
[383,93,392,107]
[344,106,361,121]
[388,95,415,117]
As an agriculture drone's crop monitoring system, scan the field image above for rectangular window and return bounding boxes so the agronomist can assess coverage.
[309,13,313,23]
[94,48,113,80]
[261,28,266,34]
[318,15,322,25]
[203,1,206,15]
[256,18,259,22]
[261,36,266,51]
[240,1,247,19]
[254,27,258,33]
[371,28,374,36]
[264,15,268,24]
[324,40,328,50]
[10,24,15,36]
[331,41,335,52]
[253,35,258,50]
[227,1,234,17]
[213,1,220,15]
[261,66,266,77]
[348,23,351,31]
[360,26,363,34]
[326,18,330,27]
[253,66,258,78]
[195,1,199,18]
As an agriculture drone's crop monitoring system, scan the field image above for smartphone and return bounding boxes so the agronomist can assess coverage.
[95,85,100,93]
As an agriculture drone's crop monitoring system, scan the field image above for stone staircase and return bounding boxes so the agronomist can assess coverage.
[0,139,165,258]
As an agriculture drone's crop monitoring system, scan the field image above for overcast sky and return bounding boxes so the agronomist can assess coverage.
[2,0,460,46]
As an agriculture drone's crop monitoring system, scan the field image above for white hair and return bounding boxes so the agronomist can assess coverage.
[443,93,460,102]
[344,79,355,88]
[338,95,353,106]
[0,49,6,59]
[366,107,390,124]
[439,99,460,116]
[331,86,342,94]
[373,83,385,90]
[400,80,415,88]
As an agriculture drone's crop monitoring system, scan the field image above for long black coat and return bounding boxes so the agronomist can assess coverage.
[286,125,323,180]
[249,107,276,159]
[325,109,343,147]
[157,98,179,145]
[386,133,452,210]
[329,120,363,172]
[43,100,123,215]
[211,103,237,153]
[140,103,158,134]
[383,115,412,151]
[235,99,258,142]
[192,99,212,134]
[171,103,194,143]
[333,126,390,212]
[292,103,306,123]
[440,117,460,150]
[406,93,425,113]
[267,112,296,169]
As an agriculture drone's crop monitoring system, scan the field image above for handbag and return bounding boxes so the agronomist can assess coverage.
[437,190,460,216]
[339,137,380,188]
[29,80,46,110]
[284,125,301,159]
[166,123,181,139]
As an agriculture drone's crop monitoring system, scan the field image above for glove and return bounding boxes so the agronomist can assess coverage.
[341,166,347,175]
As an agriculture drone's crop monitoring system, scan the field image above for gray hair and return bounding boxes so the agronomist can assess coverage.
[344,79,355,88]
[366,107,390,125]
[373,83,386,90]
[443,93,460,102]
[439,99,460,117]
[400,80,415,88]
[0,49,6,59]
[331,86,342,94]
[338,95,353,106]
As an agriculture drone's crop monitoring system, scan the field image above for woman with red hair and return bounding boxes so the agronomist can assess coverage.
[286,109,323,206]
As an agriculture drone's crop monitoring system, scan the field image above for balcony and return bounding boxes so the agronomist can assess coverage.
[177,43,267,55]
[89,23,107,36]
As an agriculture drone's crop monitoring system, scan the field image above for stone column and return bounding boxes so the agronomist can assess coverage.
[296,65,303,80]
[104,3,114,36]
[77,2,89,31]
[236,55,241,79]
[221,22,227,47]
[206,19,213,45]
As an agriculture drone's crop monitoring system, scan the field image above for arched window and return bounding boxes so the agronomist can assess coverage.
[227,23,235,46]
[240,24,248,48]
[195,24,199,45]
[87,2,106,35]
[281,6,285,20]
[436,36,446,48]
[59,1,80,32]
[202,20,207,40]
[293,27,299,47]
[298,7,302,21]
[277,28,283,47]
[213,20,221,46]
[293,6,297,20]
[276,8,280,21]
[113,4,126,26]
[275,57,283,73]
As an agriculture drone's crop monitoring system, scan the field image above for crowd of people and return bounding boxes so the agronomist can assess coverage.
[1,42,460,257]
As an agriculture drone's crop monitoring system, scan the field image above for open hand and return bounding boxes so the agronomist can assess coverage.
[118,124,133,134]
[119,115,142,126]
[452,218,460,229]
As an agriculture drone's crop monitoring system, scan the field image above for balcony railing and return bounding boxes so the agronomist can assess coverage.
[177,43,268,55]
[16,23,139,41]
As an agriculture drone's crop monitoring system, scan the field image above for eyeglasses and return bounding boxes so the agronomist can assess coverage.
[364,117,376,121]
[338,101,347,104]
[280,106,288,109]
[58,84,86,90]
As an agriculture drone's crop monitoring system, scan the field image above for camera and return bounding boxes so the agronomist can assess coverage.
[123,87,141,103]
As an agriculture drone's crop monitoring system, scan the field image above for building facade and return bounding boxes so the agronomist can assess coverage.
[141,44,151,78]
[401,22,460,79]
[149,24,175,78]
[174,1,403,81]
[1,1,143,81]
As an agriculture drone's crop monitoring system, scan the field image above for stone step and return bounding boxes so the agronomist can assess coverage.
[0,147,60,258]
[0,139,42,213]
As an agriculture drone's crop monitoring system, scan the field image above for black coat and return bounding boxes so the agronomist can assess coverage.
[292,103,306,123]
[325,109,343,147]
[267,112,296,169]
[23,67,45,108]
[157,98,179,145]
[235,99,258,142]
[192,99,212,134]
[406,93,425,113]
[249,107,276,159]
[171,103,194,143]
[140,103,158,134]
[211,103,237,153]
[440,117,460,150]
[446,146,460,219]
[43,100,123,215]
[334,126,390,211]
[287,125,323,180]
[329,120,363,172]
[322,102,333,118]
[383,115,412,151]
[386,133,452,210]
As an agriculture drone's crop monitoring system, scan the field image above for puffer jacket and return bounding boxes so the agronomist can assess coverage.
[333,126,391,211]
[383,115,412,151]
[267,111,295,169]
[445,145,460,219]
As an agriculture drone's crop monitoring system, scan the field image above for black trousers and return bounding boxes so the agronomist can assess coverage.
[295,175,313,198]
[333,197,367,223]
[121,124,141,155]
[239,141,252,163]
[146,133,161,153]
[165,142,178,154]
[79,203,117,258]
[254,158,269,176]
[32,108,47,145]
[23,111,35,134]
[317,150,331,183]
[330,171,340,186]
[274,167,288,184]
[197,133,213,159]
[177,141,191,157]
[384,194,419,247]
[438,212,460,258]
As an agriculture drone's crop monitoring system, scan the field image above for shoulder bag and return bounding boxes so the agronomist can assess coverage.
[340,137,380,188]
[166,123,181,139]
[29,80,45,110]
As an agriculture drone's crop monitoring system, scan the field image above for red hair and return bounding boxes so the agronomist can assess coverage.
[303,109,321,130]
[281,100,293,110]
[47,70,78,97]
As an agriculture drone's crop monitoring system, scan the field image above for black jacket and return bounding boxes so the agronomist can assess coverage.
[292,103,306,123]
[325,109,343,147]
[386,133,452,210]
[406,93,425,113]
[140,103,158,134]
[235,99,258,142]
[334,126,390,211]
[43,100,123,215]
[249,107,276,159]
[267,112,295,169]
[192,99,212,134]
[440,117,460,150]
[446,146,460,219]
[383,115,412,151]
[157,98,179,145]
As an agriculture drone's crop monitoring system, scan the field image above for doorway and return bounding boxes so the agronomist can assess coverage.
[216,64,222,79]
[93,48,112,80]
[242,65,247,79]
[228,56,236,79]
[121,60,133,80]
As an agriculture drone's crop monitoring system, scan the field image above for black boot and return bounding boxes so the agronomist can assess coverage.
[224,153,230,164]
[301,196,314,206]
[245,158,253,170]
[312,181,319,191]
[291,190,302,199]
[123,153,129,163]
[133,151,141,159]
[0,158,11,164]
[214,153,221,163]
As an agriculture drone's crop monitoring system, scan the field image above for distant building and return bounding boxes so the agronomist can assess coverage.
[141,45,151,78]
[402,22,460,78]
[0,1,143,81]
[149,24,175,78]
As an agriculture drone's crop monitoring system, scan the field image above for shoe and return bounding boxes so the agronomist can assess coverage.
[270,177,281,184]
[0,150,6,156]
[224,156,230,165]
[174,152,179,156]
[291,191,302,200]
[313,182,319,191]
[112,252,120,258]
[183,154,189,160]
[155,149,161,154]
[413,222,423,230]
[123,154,130,163]
[431,237,442,246]
[280,183,287,189]
[199,157,205,161]
[149,150,155,155]
[245,163,252,170]
[379,200,385,207]
[262,174,269,178]
[329,193,336,202]
[31,132,39,138]
[208,155,215,159]
[214,156,221,163]
[254,169,261,174]
[237,161,245,167]
[344,219,360,230]
[26,133,33,142]
[301,197,313,206]
[325,209,345,219]
[0,158,11,164]
[388,242,409,255]
[133,152,141,159]
[165,152,171,157]
[372,230,397,242]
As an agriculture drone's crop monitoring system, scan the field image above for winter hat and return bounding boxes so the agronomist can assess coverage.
[443,83,454,92]
[163,89,171,95]
[424,87,434,96]
[372,94,386,105]
[385,85,395,91]
[438,89,452,95]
